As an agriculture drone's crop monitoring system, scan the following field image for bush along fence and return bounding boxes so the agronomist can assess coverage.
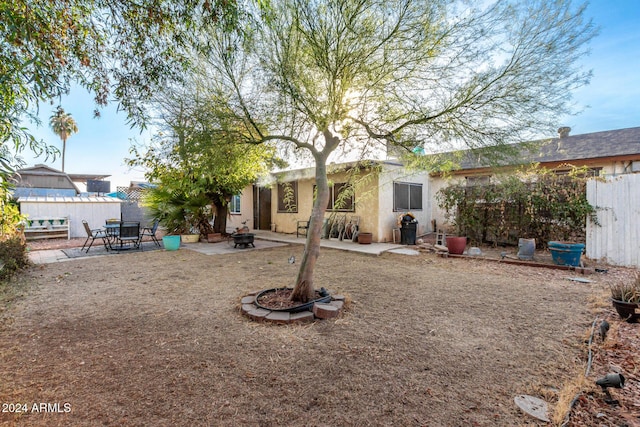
[436,165,599,248]
[1,190,29,282]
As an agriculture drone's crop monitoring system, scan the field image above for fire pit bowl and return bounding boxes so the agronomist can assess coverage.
[233,233,255,248]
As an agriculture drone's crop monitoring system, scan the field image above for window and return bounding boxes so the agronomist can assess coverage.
[331,183,354,211]
[229,194,241,214]
[313,183,355,212]
[393,182,422,211]
[554,167,601,178]
[465,175,491,187]
[277,182,298,213]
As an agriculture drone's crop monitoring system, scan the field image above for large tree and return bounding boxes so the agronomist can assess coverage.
[198,0,597,302]
[0,0,240,183]
[49,107,78,172]
[128,87,282,234]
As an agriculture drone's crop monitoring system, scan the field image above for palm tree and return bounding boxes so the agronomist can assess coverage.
[49,106,78,172]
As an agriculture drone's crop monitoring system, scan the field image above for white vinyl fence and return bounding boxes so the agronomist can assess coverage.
[19,196,122,239]
[586,174,640,268]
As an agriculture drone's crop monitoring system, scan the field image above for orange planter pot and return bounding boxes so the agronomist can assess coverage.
[446,236,467,255]
[358,232,373,244]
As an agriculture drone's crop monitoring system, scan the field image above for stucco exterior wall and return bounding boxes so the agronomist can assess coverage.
[270,169,380,238]
[226,191,255,232]
[429,175,466,233]
[377,165,431,241]
[265,163,432,243]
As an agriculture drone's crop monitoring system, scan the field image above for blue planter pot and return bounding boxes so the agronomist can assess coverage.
[548,241,584,266]
[162,235,181,251]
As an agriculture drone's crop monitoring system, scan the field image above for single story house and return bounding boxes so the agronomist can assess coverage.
[11,164,81,197]
[229,126,640,244]
[228,160,432,243]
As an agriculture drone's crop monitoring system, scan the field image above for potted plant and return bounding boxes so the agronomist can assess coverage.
[610,273,640,322]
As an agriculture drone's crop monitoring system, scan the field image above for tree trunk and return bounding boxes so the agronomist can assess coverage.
[213,203,229,234]
[290,160,331,303]
[61,138,67,172]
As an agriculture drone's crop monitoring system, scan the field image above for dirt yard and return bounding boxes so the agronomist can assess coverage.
[0,240,638,426]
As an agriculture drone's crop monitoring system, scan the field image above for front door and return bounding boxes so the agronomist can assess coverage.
[253,186,272,230]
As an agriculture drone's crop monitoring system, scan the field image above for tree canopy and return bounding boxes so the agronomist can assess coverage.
[189,0,597,301]
[127,86,283,235]
[49,107,78,172]
[0,0,240,183]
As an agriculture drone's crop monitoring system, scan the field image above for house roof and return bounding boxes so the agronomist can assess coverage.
[15,164,69,177]
[12,164,81,194]
[272,159,403,182]
[18,196,122,203]
[457,126,640,171]
[68,173,111,182]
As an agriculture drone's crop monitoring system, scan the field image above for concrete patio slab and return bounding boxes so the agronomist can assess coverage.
[250,230,405,255]
[28,230,411,264]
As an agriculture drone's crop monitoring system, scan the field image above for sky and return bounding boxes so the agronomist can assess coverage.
[16,0,640,190]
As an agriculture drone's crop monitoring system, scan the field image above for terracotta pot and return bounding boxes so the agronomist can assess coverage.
[446,236,467,255]
[358,232,373,244]
[207,233,222,243]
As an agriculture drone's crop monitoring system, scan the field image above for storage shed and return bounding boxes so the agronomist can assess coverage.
[18,196,122,238]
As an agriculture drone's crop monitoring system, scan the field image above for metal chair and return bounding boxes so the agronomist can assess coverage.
[109,222,141,251]
[296,218,310,238]
[140,219,161,247]
[81,220,108,253]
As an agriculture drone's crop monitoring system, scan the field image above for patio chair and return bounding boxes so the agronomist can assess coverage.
[81,220,109,253]
[297,218,310,238]
[140,219,161,247]
[109,222,141,251]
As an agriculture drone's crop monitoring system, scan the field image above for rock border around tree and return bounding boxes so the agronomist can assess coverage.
[240,291,345,324]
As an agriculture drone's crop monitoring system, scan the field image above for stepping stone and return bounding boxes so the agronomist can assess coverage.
[248,308,270,321]
[265,311,290,324]
[290,311,315,323]
[241,295,255,304]
[313,303,339,319]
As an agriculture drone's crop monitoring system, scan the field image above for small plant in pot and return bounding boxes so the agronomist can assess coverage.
[610,273,640,322]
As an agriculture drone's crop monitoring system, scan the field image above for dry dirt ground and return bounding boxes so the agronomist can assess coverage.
[0,239,638,426]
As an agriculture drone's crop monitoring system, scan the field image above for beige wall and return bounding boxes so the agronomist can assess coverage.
[269,169,383,240]
[226,191,254,233]
[270,179,315,234]
[429,175,466,234]
[267,164,432,243]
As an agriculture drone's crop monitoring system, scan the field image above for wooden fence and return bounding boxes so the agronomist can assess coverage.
[586,174,640,268]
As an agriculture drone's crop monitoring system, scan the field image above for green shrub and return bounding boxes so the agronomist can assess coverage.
[436,164,599,247]
[0,236,30,281]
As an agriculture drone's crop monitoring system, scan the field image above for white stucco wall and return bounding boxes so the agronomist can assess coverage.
[377,164,432,242]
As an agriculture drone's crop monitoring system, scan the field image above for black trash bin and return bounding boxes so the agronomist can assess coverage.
[400,215,417,245]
